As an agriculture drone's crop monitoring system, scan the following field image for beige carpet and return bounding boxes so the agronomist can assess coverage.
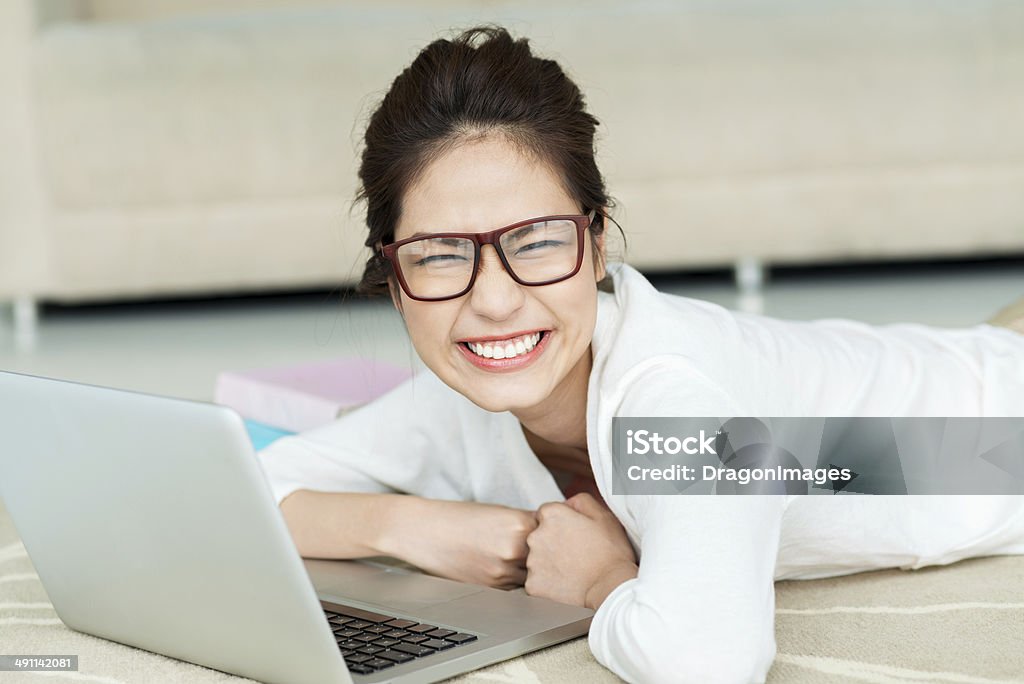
[2,497,1023,683]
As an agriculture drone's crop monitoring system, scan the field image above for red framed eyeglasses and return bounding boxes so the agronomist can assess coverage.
[379,210,598,302]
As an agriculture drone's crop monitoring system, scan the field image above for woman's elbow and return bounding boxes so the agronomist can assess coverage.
[649,640,776,684]
[595,622,777,684]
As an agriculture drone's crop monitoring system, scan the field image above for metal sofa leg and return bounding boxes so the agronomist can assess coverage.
[734,256,766,293]
[13,295,39,351]
[733,256,766,314]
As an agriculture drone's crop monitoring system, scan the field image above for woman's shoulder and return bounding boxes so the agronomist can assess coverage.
[593,262,748,392]
[600,261,749,340]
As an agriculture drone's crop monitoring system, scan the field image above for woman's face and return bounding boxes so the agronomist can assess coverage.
[390,134,606,415]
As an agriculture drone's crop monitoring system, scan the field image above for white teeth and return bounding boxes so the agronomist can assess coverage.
[466,332,544,360]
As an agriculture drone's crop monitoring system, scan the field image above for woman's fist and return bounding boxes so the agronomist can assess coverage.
[524,493,639,608]
[382,497,538,589]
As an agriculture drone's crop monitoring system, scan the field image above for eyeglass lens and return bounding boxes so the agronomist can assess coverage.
[394,219,579,299]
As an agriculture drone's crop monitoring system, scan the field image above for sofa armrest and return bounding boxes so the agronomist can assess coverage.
[0,0,50,300]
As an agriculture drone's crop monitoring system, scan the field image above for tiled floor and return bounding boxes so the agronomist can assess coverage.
[0,257,1021,402]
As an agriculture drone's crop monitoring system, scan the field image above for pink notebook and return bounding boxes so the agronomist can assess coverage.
[214,357,414,433]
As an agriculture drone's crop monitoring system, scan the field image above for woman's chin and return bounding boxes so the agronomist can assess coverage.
[462,382,545,414]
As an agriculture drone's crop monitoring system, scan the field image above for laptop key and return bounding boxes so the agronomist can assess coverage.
[383,629,409,638]
[371,637,402,648]
[365,624,392,634]
[334,606,396,623]
[356,645,384,656]
[348,664,374,675]
[401,634,429,644]
[345,653,373,664]
[426,628,456,639]
[392,642,436,657]
[384,619,418,629]
[364,658,396,670]
[334,628,361,638]
[353,633,380,642]
[422,639,455,650]
[378,650,415,664]
[328,616,353,626]
[339,639,365,650]
[406,623,437,634]
[447,633,478,644]
[346,620,373,630]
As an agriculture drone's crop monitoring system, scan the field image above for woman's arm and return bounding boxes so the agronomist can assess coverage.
[590,495,785,684]
[258,368,537,588]
[256,368,476,505]
[280,489,537,589]
[595,359,785,683]
[279,489,411,559]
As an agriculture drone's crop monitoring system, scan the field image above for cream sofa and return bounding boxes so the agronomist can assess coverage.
[3,0,1024,340]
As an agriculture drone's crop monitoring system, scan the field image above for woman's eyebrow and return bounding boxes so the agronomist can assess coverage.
[403,234,468,248]
[409,220,549,239]
[508,222,540,235]
[409,230,462,239]
[409,230,465,238]
[408,229,469,239]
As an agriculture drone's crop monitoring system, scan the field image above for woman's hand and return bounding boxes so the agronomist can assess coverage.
[524,493,639,609]
[378,496,537,590]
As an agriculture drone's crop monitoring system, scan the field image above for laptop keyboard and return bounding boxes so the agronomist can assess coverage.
[323,605,478,675]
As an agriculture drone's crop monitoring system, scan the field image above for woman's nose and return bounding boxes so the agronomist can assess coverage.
[468,245,525,319]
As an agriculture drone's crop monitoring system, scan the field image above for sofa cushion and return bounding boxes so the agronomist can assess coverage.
[33,2,1024,211]
[82,0,525,23]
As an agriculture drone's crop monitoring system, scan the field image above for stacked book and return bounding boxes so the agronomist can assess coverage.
[214,357,414,449]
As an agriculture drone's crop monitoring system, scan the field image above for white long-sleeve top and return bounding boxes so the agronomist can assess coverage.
[256,261,1024,684]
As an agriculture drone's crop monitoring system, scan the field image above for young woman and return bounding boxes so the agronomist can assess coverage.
[258,26,1024,683]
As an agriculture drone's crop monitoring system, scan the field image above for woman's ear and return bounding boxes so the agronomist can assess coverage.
[387,279,404,317]
[593,213,608,283]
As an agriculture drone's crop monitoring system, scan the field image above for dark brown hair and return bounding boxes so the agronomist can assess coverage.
[353,24,624,297]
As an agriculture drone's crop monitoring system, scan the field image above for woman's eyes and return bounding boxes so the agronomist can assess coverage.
[413,241,564,263]
[513,240,564,255]
[413,253,470,266]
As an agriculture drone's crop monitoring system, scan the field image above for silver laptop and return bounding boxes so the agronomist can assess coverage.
[0,370,593,684]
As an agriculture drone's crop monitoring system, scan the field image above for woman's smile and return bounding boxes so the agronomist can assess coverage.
[456,329,553,372]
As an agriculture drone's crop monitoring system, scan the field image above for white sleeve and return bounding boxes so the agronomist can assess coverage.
[254,368,474,506]
[589,359,787,684]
